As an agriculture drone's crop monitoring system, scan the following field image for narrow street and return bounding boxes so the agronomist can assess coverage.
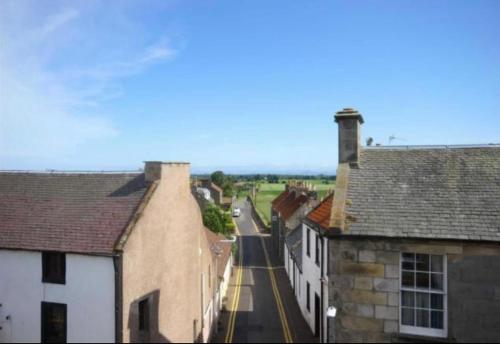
[213,200,316,343]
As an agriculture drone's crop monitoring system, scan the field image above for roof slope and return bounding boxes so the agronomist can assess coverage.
[273,190,309,220]
[307,194,334,229]
[0,172,149,255]
[285,225,303,270]
[204,228,232,278]
[345,146,500,241]
[271,189,290,207]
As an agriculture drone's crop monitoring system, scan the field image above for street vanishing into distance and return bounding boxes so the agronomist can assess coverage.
[213,200,316,343]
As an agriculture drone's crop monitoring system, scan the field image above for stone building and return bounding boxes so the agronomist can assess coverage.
[323,108,500,342]
[271,182,318,261]
[0,162,224,343]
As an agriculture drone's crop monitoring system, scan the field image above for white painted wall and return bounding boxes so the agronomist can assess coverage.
[218,255,233,308]
[0,250,115,343]
[284,243,302,306]
[300,224,329,342]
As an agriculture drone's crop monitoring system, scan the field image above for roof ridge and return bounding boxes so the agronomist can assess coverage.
[364,143,500,150]
[0,170,143,175]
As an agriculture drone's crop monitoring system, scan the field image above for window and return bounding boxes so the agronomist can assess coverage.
[306,228,311,257]
[41,302,66,343]
[315,235,320,266]
[400,253,447,338]
[306,282,311,312]
[139,298,150,332]
[42,252,66,284]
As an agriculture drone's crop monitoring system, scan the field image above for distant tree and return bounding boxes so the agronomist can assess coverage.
[267,174,279,183]
[203,204,236,235]
[211,171,225,188]
[203,204,224,234]
[222,182,234,197]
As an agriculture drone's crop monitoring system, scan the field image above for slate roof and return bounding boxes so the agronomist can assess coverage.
[285,225,303,271]
[345,146,500,241]
[306,193,334,230]
[0,172,149,255]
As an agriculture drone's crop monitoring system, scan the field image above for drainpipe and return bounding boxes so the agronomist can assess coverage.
[113,255,123,343]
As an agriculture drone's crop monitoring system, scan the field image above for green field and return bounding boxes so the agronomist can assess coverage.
[250,180,335,225]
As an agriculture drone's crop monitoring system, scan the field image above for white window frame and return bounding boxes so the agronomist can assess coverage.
[399,252,448,338]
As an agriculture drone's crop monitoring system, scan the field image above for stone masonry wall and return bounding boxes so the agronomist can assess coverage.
[328,237,500,343]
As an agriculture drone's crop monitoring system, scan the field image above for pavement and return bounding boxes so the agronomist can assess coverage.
[212,199,316,343]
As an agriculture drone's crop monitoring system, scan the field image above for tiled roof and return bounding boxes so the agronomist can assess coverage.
[271,189,290,207]
[0,172,149,255]
[204,228,232,278]
[280,194,308,220]
[306,194,334,230]
[345,146,500,241]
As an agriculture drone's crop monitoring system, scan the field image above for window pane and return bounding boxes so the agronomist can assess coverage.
[431,294,444,310]
[402,271,415,287]
[431,311,444,329]
[401,291,415,307]
[416,309,430,328]
[416,292,429,308]
[431,255,443,272]
[416,272,430,289]
[416,254,430,271]
[431,273,444,290]
[401,308,414,326]
[402,253,415,270]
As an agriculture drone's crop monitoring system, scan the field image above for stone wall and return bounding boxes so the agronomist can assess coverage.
[328,237,500,343]
[246,196,270,231]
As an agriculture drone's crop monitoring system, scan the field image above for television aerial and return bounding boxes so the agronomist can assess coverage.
[388,134,406,145]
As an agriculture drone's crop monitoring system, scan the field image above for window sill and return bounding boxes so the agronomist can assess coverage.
[392,333,455,343]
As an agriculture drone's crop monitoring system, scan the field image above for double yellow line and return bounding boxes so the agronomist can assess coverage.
[225,225,243,343]
[254,221,293,343]
[224,217,293,343]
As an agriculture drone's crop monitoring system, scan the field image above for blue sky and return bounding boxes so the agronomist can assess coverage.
[1,0,499,174]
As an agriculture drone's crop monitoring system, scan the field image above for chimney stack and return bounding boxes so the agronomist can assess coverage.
[144,161,190,183]
[144,161,162,182]
[334,108,364,166]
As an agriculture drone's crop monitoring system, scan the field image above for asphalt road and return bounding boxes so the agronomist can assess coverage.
[213,199,316,343]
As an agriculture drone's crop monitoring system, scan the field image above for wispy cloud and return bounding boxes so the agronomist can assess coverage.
[38,7,79,37]
[0,1,179,166]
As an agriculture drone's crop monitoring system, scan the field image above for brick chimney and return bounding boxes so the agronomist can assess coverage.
[334,108,364,166]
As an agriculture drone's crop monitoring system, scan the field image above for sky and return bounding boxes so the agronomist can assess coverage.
[1,0,499,174]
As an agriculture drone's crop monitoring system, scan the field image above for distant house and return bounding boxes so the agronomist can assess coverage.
[271,182,318,261]
[0,162,223,343]
[322,109,500,342]
[196,179,223,206]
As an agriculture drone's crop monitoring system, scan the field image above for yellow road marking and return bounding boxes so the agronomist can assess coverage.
[251,220,294,343]
[225,222,243,343]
